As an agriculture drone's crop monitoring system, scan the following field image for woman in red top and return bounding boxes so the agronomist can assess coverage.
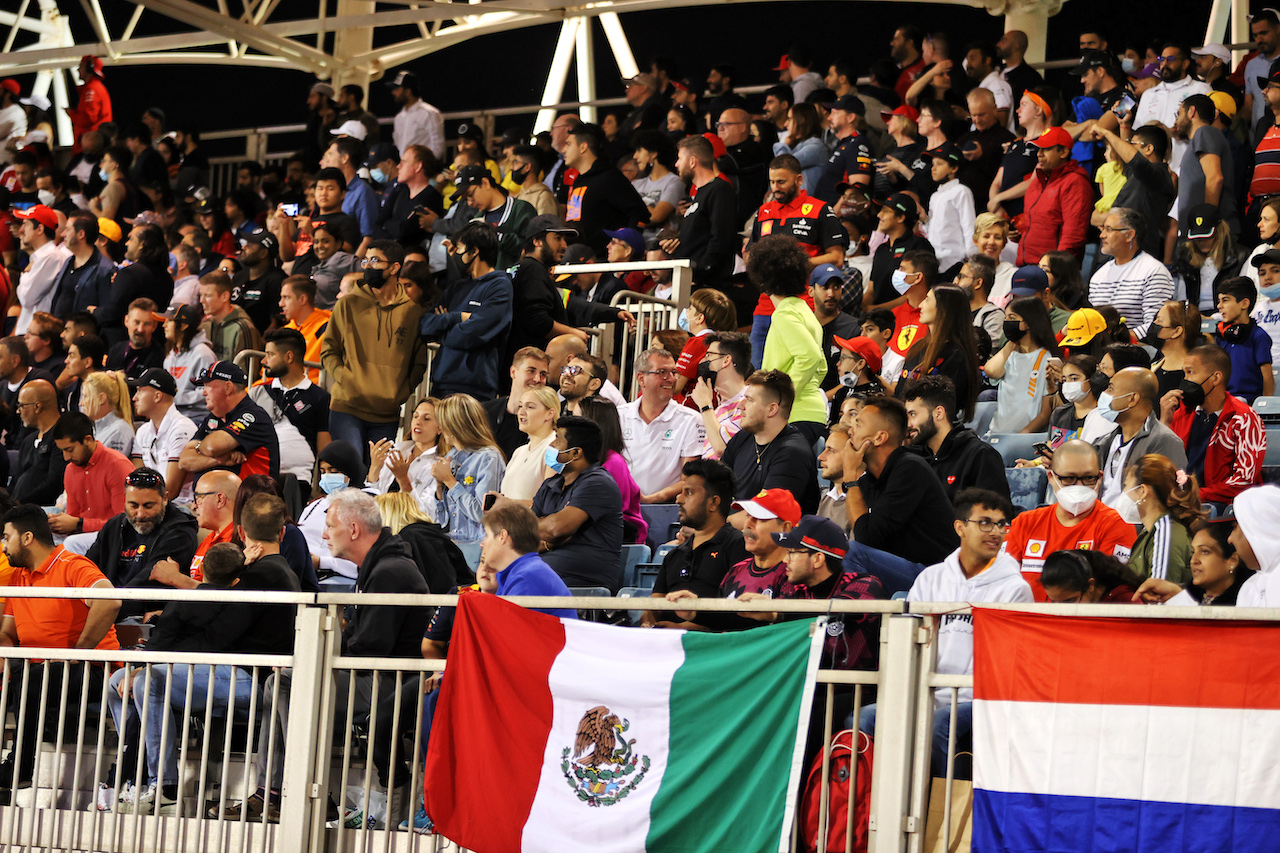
[1040,549,1144,604]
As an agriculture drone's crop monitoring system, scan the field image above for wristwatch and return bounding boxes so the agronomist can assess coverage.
[699,405,712,413]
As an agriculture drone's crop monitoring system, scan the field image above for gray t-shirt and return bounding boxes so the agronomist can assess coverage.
[1177,126,1237,237]
[632,171,684,242]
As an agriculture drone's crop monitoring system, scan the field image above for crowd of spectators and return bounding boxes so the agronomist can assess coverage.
[0,19,1279,828]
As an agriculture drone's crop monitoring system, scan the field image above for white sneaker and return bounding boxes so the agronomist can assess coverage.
[125,782,178,816]
[116,781,136,811]
[96,783,115,812]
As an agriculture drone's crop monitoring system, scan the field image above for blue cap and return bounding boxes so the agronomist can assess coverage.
[603,227,645,259]
[1008,264,1049,297]
[771,515,849,559]
[809,263,844,287]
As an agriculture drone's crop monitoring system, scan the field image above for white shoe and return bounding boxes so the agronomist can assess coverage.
[125,782,178,816]
[116,781,136,811]
[96,783,115,812]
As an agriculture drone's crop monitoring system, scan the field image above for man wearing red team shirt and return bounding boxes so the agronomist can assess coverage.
[179,361,280,481]
[66,55,112,153]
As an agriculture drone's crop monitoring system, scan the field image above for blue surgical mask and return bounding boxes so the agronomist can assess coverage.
[891,269,913,295]
[98,167,110,182]
[371,168,388,185]
[319,472,349,494]
[1261,282,1280,300]
[1096,390,1135,423]
[544,446,566,474]
[677,309,691,332]
[1121,57,1137,75]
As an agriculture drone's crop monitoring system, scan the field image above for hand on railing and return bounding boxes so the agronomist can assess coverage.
[616,309,637,330]
[1132,577,1182,605]
[736,592,779,623]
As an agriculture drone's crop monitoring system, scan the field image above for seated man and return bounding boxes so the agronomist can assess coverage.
[149,469,241,589]
[841,396,960,592]
[179,361,281,481]
[11,379,66,505]
[1003,439,1136,599]
[1091,366,1186,505]
[645,459,747,627]
[860,488,1032,778]
[618,348,706,503]
[483,346,550,458]
[531,416,625,592]
[58,332,105,414]
[0,505,120,798]
[86,467,199,618]
[903,376,1009,503]
[816,424,853,535]
[720,369,821,514]
[1163,344,1266,509]
[668,488,801,631]
[49,412,138,551]
[130,368,197,504]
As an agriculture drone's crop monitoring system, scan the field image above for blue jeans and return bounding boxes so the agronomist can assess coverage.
[328,412,398,465]
[842,540,925,597]
[749,314,770,371]
[143,664,257,785]
[857,699,973,779]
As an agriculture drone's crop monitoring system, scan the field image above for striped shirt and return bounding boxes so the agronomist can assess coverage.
[1251,123,1280,203]
[1087,251,1174,337]
[1129,514,1191,585]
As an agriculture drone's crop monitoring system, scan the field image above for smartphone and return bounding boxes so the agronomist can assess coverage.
[1112,92,1136,119]
[279,202,300,217]
[483,493,497,512]
[1033,442,1053,459]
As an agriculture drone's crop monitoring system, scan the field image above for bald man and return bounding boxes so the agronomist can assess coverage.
[1002,439,1137,599]
[1091,366,1187,505]
[996,30,1043,112]
[717,107,768,227]
[149,470,242,590]
[12,379,66,504]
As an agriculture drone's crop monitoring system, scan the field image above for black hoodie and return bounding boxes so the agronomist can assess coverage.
[343,528,431,658]
[922,427,1011,505]
[87,503,200,618]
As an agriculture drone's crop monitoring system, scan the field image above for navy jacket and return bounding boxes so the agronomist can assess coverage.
[420,269,513,399]
[50,249,115,318]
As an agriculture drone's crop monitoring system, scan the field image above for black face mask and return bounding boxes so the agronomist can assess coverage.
[510,166,530,184]
[1143,323,1165,347]
[1179,377,1208,410]
[1003,319,1026,343]
[696,361,717,383]
[363,267,386,287]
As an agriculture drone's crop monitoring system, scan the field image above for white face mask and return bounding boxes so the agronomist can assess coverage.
[1113,486,1143,525]
[1054,483,1098,517]
[37,189,56,207]
[1061,380,1089,403]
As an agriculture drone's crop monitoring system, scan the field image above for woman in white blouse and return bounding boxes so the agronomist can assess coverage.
[367,398,444,508]
[80,370,135,456]
[499,386,558,503]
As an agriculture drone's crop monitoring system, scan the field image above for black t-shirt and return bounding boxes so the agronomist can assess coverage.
[482,395,529,460]
[874,141,924,199]
[1113,153,1176,259]
[106,339,166,379]
[230,267,285,333]
[193,394,280,480]
[820,312,861,391]
[869,233,935,306]
[311,211,362,252]
[652,523,748,598]
[720,424,820,514]
[957,125,1015,210]
[381,183,444,246]
[998,139,1039,216]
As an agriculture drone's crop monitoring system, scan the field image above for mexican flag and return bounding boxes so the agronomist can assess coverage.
[424,594,825,852]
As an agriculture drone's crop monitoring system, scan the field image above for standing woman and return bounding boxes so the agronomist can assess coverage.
[366,398,444,510]
[752,234,828,445]
[1147,300,1203,399]
[80,370,135,456]
[1120,454,1205,586]
[895,284,980,422]
[89,145,137,226]
[984,295,1060,435]
[499,386,559,503]
[429,394,505,545]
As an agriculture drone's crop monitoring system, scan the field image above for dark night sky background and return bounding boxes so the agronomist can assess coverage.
[13,0,1218,151]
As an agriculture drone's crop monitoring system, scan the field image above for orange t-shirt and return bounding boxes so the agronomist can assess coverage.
[3,546,118,651]
[1003,503,1137,601]
[189,524,235,582]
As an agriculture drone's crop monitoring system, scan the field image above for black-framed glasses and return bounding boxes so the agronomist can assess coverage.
[1053,473,1101,486]
[193,490,220,502]
[644,369,678,378]
[126,470,164,489]
[14,401,37,411]
[960,518,1011,533]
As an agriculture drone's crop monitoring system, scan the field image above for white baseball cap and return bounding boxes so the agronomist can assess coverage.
[1192,44,1231,65]
[329,119,367,141]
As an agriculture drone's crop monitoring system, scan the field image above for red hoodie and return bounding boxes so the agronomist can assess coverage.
[1016,159,1093,265]
[1169,393,1267,504]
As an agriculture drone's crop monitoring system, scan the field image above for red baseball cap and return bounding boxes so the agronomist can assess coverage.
[1032,127,1073,150]
[833,335,882,374]
[881,104,921,123]
[773,54,790,71]
[702,132,727,159]
[732,489,802,525]
[0,80,19,98]
[14,204,57,231]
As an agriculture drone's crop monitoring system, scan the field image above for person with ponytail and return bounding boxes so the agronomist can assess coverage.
[80,369,135,456]
[894,284,980,422]
[984,292,1060,435]
[1147,299,1203,399]
[1040,548,1145,604]
[1118,454,1205,586]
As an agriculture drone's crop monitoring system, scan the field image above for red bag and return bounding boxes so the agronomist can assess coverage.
[800,729,873,853]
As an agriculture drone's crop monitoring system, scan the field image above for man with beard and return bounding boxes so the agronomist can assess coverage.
[810,264,860,393]
[704,64,748,131]
[251,329,329,468]
[388,70,444,161]
[49,412,137,547]
[94,224,174,348]
[0,505,120,800]
[482,346,550,459]
[85,467,199,617]
[130,368,197,504]
[643,458,746,627]
[1173,94,1237,238]
[1134,42,1211,176]
[664,135,737,292]
[716,107,767,228]
[230,230,285,335]
[105,298,165,379]
[719,369,820,514]
[303,82,337,166]
[902,376,1008,504]
[812,95,874,205]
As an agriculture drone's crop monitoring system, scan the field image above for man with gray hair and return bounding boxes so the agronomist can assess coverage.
[618,347,706,502]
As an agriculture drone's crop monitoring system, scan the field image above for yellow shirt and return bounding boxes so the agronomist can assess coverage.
[285,308,333,383]
[1094,160,1126,213]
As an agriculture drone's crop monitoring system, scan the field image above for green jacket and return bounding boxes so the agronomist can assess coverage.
[763,296,828,426]
[1128,514,1192,586]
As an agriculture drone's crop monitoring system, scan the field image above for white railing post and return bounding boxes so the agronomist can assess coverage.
[279,605,340,853]
[670,262,692,312]
[868,615,923,853]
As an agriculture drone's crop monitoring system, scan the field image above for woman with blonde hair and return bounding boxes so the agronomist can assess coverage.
[1119,454,1205,586]
[972,213,1017,305]
[375,492,472,594]
[367,398,445,510]
[80,370,135,456]
[430,394,505,545]
[499,385,559,503]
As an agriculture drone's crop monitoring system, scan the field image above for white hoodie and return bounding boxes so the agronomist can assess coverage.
[909,549,1034,707]
[1230,485,1280,608]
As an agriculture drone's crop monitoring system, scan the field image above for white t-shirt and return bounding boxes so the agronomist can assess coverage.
[248,383,316,481]
[618,398,706,496]
[989,347,1050,436]
[980,70,1014,112]
[1254,294,1280,370]
[132,405,198,506]
[367,440,439,511]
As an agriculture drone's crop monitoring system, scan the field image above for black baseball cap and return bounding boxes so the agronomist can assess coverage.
[771,515,850,559]
[128,368,177,397]
[1258,58,1280,92]
[386,69,418,90]
[1185,203,1221,240]
[1253,247,1280,267]
[455,123,485,143]
[243,229,279,257]
[879,192,917,224]
[1068,50,1118,77]
[926,142,962,165]
[454,164,491,189]
[831,94,866,115]
[193,361,248,386]
[523,213,579,241]
[364,142,400,169]
[164,304,203,328]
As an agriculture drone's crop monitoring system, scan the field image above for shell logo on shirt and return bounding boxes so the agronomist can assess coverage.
[1026,539,1046,558]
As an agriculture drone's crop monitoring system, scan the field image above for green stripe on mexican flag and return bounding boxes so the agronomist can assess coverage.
[424,594,824,852]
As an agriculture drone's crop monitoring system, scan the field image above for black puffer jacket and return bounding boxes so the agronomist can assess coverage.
[343,529,431,658]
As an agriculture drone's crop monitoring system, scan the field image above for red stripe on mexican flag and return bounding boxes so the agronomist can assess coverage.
[424,594,824,852]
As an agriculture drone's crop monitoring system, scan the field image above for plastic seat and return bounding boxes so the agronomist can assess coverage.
[640,504,681,552]
[1256,396,1280,425]
[1006,466,1049,513]
[988,433,1048,468]
[568,586,612,623]
[619,544,651,589]
[964,400,997,437]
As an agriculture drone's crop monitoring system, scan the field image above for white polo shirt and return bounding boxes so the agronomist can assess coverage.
[979,70,1013,111]
[132,404,198,506]
[618,397,706,496]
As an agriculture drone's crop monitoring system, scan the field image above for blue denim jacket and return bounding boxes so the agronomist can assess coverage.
[430,447,505,544]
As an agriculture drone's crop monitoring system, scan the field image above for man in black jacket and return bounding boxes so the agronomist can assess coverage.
[11,379,63,504]
[562,123,649,253]
[86,467,199,618]
[720,369,821,515]
[504,214,581,364]
[903,377,1009,504]
[666,135,738,294]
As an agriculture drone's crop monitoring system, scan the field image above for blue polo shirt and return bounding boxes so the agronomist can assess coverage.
[496,552,578,620]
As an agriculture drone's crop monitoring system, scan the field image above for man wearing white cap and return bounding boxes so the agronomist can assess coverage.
[1192,43,1243,104]
[321,135,379,250]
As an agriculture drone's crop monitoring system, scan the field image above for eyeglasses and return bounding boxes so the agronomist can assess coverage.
[703,351,727,360]
[643,369,678,378]
[960,518,1011,533]
[1052,473,1101,486]
[125,470,164,489]
[561,364,584,376]
[14,401,37,411]
[193,490,220,502]
[1099,225,1134,233]
[360,258,389,269]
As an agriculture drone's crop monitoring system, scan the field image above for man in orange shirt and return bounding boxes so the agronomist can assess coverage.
[278,275,330,382]
[1002,439,1136,600]
[0,505,120,798]
[150,469,240,589]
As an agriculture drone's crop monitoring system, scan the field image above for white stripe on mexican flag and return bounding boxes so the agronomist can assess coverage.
[424,594,824,853]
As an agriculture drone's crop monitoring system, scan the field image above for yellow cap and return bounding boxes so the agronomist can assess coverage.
[97,217,122,243]
[1059,308,1107,347]
[1208,90,1237,121]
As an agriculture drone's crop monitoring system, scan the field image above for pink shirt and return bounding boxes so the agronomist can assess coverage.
[64,441,136,532]
[601,450,648,545]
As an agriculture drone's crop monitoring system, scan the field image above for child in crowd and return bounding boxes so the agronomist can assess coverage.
[922,143,974,277]
[1248,249,1280,371]
[1213,276,1274,404]
[860,307,896,387]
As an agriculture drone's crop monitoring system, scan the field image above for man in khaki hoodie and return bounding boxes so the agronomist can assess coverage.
[321,240,426,456]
